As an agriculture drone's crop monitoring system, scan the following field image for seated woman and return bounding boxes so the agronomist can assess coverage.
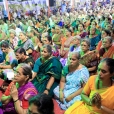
[89,27,101,51]
[0,63,38,114]
[0,30,7,41]
[75,23,88,39]
[28,93,54,114]
[96,29,111,52]
[17,31,34,55]
[69,35,81,53]
[32,45,62,96]
[99,36,114,59]
[0,41,18,79]
[54,52,89,110]
[9,29,19,49]
[65,58,114,114]
[42,35,59,57]
[79,39,98,75]
[15,47,34,68]
[60,30,73,66]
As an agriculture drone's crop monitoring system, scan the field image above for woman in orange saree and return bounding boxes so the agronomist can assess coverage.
[99,36,114,59]
[65,58,114,114]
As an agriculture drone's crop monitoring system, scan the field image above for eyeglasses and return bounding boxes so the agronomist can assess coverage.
[28,109,40,114]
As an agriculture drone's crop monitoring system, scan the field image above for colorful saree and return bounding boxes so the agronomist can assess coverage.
[65,76,114,114]
[99,45,114,59]
[32,57,62,96]
[0,82,37,114]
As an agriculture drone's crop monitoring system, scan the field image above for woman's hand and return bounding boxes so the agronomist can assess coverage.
[65,94,73,102]
[91,93,101,108]
[59,91,64,103]
[10,83,18,101]
[44,90,49,95]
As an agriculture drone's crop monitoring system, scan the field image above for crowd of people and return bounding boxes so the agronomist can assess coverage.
[0,0,114,114]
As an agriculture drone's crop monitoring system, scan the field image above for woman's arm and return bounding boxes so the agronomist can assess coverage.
[100,105,114,114]
[10,84,28,114]
[88,66,96,72]
[81,91,92,105]
[44,76,55,94]
[0,65,12,69]
[59,76,65,91]
[1,95,12,104]
[13,99,27,114]
[26,49,33,55]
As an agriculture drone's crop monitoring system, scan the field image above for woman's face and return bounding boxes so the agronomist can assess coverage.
[19,33,26,41]
[1,47,8,53]
[14,67,29,84]
[41,47,51,59]
[91,22,96,28]
[90,28,95,35]
[97,61,112,80]
[70,38,80,45]
[68,54,79,67]
[10,33,15,38]
[81,41,89,52]
[15,52,23,60]
[102,38,112,49]
[43,37,51,45]
[78,24,84,31]
[101,31,107,38]
[28,104,40,114]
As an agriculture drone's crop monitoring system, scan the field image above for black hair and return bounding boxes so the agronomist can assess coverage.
[102,29,111,36]
[101,58,114,74]
[15,47,26,55]
[46,35,52,44]
[29,93,54,114]
[78,23,85,29]
[0,41,9,48]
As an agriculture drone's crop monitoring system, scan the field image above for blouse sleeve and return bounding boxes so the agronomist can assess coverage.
[33,58,42,73]
[21,89,37,109]
[80,67,89,84]
[83,76,95,95]
[62,66,69,77]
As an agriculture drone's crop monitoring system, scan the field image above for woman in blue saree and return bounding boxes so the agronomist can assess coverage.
[32,45,62,96]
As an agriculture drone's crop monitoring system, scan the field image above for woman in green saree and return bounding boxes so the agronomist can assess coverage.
[31,45,62,96]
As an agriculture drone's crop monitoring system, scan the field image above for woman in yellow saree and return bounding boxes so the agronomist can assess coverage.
[65,58,114,114]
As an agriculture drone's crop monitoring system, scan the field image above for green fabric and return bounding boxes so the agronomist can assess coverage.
[32,57,62,96]
[71,21,76,27]
[62,66,69,77]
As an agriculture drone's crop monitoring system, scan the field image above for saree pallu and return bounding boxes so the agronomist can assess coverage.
[32,57,62,96]
[65,76,114,114]
[102,45,114,59]
[79,51,98,74]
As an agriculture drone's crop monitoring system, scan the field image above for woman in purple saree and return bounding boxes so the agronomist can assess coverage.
[0,63,38,114]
